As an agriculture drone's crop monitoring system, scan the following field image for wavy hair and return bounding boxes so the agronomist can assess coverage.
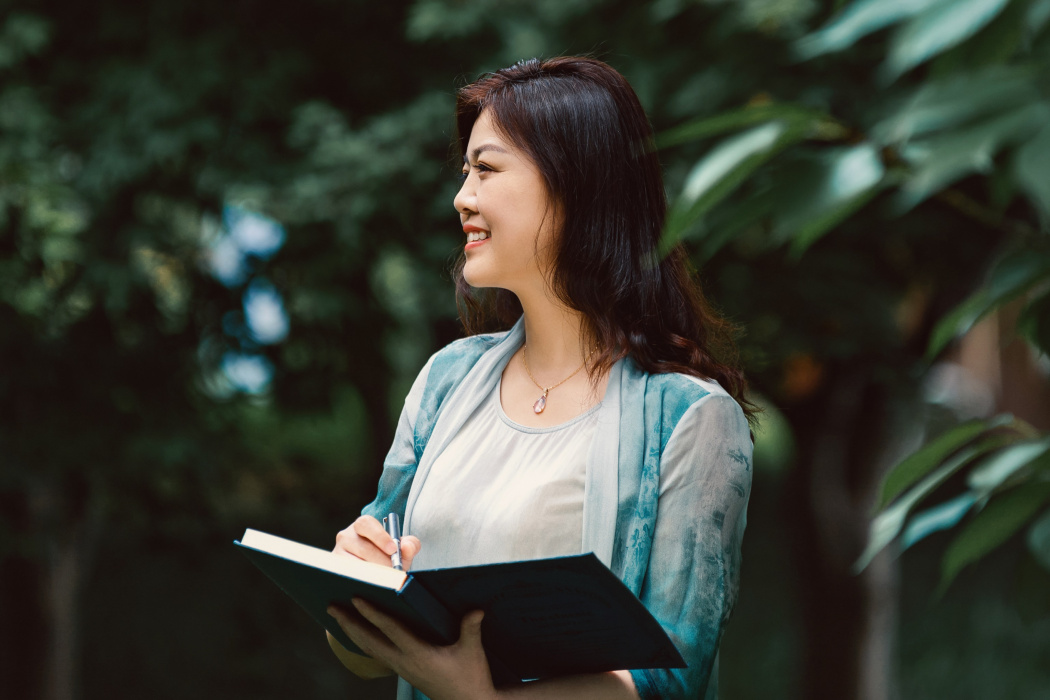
[453,56,756,423]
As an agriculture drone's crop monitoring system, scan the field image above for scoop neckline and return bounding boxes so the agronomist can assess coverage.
[493,378,602,434]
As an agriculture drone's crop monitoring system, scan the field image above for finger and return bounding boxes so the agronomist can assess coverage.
[328,604,396,659]
[332,533,389,565]
[458,610,485,649]
[400,536,422,570]
[333,517,396,565]
[352,598,424,653]
[353,515,399,555]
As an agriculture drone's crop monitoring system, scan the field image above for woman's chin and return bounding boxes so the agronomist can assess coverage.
[461,265,495,289]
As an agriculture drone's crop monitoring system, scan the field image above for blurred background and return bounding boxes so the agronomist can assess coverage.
[2,0,1050,698]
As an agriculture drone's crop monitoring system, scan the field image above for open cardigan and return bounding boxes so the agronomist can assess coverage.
[361,319,753,700]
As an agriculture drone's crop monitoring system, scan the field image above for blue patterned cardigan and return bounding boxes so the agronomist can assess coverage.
[361,319,753,700]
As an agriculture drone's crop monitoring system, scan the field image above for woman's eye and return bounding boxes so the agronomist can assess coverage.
[458,162,493,182]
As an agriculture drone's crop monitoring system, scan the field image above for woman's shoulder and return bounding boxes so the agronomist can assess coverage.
[627,363,747,439]
[626,360,734,409]
[433,328,513,361]
[646,370,732,401]
[425,328,514,376]
[411,328,515,395]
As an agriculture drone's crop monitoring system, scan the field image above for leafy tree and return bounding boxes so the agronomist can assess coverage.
[656,0,1050,696]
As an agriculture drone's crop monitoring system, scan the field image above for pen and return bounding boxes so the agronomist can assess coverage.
[383,513,403,571]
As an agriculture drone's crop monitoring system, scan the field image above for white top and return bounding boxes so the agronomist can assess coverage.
[408,378,600,570]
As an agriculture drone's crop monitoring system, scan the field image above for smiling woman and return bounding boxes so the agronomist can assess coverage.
[324,56,756,700]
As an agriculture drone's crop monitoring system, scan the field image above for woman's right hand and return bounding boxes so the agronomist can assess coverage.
[333,515,422,571]
[326,516,422,678]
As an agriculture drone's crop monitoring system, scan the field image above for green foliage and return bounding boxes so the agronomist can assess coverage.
[865,415,1050,588]
[654,0,1050,594]
[855,431,1013,573]
[1028,509,1050,569]
[881,0,1014,81]
[940,482,1050,590]
[876,415,1019,509]
[794,0,941,59]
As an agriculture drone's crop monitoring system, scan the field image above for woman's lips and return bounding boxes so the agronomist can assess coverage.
[464,225,490,249]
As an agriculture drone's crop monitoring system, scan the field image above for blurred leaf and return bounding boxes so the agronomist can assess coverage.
[687,192,773,262]
[1028,508,1050,571]
[751,393,796,475]
[790,184,886,257]
[882,0,1013,82]
[405,0,488,41]
[662,121,805,254]
[1027,0,1050,36]
[794,0,939,59]
[877,415,1015,509]
[871,65,1040,144]
[775,144,887,256]
[928,248,1050,359]
[902,492,979,549]
[932,0,1038,69]
[856,437,1006,572]
[895,100,1050,211]
[940,482,1050,590]
[967,437,1050,492]
[1016,289,1050,355]
[1015,122,1050,216]
[656,103,842,148]
[0,13,51,70]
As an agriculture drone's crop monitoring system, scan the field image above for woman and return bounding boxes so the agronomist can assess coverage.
[326,56,755,700]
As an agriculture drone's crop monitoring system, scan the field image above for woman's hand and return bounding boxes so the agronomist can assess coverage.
[327,601,638,700]
[326,516,423,679]
[328,599,497,700]
[333,515,422,570]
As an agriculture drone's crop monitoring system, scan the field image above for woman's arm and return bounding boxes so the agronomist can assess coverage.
[628,392,753,700]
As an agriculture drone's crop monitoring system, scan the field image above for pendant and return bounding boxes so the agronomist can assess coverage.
[533,390,548,414]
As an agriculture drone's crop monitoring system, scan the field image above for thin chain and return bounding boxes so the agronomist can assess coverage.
[522,345,595,395]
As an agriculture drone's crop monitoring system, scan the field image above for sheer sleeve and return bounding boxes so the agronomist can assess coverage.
[629,392,753,700]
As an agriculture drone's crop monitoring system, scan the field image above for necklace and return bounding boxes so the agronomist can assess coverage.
[521,345,596,414]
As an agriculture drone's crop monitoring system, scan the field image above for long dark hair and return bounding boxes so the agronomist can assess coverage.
[454,56,756,423]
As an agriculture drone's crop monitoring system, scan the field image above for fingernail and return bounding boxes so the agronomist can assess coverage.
[384,541,397,555]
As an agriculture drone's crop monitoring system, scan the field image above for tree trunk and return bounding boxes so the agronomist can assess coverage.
[786,368,915,700]
[43,528,86,700]
[29,477,103,700]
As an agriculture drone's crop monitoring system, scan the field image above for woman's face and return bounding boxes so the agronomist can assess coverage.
[453,109,559,296]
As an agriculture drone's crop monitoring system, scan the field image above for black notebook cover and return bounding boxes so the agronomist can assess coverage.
[236,530,684,686]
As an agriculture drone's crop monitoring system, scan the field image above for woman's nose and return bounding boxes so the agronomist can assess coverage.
[453,174,476,215]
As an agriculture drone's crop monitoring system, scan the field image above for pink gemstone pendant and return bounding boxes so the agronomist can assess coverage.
[533,393,547,414]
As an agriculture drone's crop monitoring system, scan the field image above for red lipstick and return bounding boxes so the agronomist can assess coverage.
[463,224,490,250]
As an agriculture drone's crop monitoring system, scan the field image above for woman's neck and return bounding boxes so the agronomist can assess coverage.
[500,284,608,426]
[517,288,592,373]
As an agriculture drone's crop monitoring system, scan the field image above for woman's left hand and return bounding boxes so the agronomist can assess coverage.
[328,599,499,700]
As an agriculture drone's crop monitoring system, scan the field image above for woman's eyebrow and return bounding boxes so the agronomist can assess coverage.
[466,144,509,163]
